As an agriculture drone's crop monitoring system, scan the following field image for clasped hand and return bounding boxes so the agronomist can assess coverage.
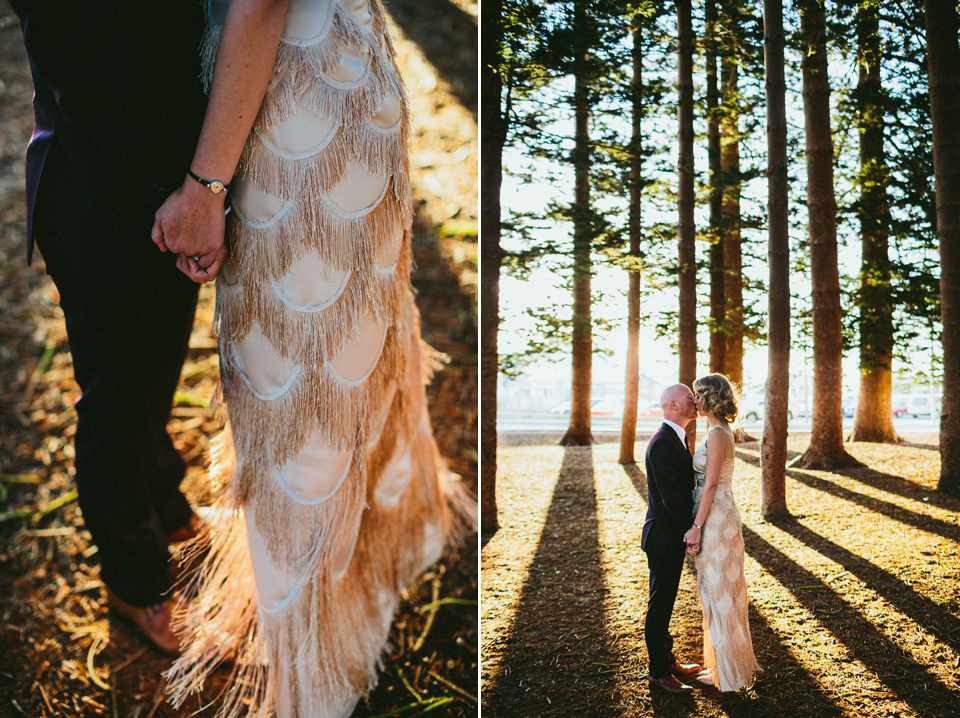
[151,179,229,283]
[683,525,701,555]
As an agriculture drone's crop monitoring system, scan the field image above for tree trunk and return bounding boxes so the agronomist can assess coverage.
[620,18,643,464]
[925,0,960,495]
[560,3,594,447]
[479,0,503,529]
[796,0,859,469]
[706,0,726,375]
[850,0,902,444]
[721,57,744,389]
[761,0,790,518]
[677,0,698,448]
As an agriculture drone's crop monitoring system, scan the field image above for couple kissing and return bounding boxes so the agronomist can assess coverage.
[642,374,761,694]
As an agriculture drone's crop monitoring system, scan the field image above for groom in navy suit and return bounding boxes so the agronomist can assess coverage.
[642,383,702,693]
[10,1,219,653]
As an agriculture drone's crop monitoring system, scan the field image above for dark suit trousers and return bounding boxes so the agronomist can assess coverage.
[33,140,198,607]
[644,529,687,678]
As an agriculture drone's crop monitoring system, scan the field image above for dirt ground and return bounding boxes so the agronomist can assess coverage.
[0,1,477,717]
[482,431,960,717]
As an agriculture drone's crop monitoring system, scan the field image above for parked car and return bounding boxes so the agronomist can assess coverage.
[741,399,793,423]
[842,396,858,418]
[549,401,571,415]
[638,401,663,419]
[904,393,941,418]
[590,398,623,417]
[892,395,909,418]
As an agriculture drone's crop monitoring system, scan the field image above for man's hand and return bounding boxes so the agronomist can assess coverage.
[152,176,228,283]
[683,525,701,555]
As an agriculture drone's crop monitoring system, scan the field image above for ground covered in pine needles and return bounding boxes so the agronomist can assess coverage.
[0,1,478,716]
[482,431,960,717]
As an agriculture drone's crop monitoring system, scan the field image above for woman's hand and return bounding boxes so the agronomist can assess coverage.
[684,525,701,555]
[152,178,228,282]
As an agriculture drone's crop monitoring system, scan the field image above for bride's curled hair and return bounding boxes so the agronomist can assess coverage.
[693,373,740,424]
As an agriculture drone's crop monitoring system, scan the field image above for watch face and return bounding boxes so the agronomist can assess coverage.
[210,182,226,193]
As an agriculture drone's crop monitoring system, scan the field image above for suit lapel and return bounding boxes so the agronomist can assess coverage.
[661,422,687,454]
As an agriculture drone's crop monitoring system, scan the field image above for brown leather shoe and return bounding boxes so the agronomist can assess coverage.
[670,661,703,678]
[104,586,181,656]
[649,675,693,694]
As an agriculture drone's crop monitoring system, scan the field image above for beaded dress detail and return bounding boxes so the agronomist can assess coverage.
[691,425,759,692]
[165,1,473,716]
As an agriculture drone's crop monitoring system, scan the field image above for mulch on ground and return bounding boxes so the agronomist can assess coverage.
[0,1,478,716]
[482,431,960,717]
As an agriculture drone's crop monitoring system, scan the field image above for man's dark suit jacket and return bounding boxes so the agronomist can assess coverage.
[10,0,208,263]
[642,423,695,552]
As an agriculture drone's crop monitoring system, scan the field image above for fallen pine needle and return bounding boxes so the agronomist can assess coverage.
[31,489,78,524]
[21,527,75,537]
[37,682,54,715]
[173,390,209,408]
[144,678,166,718]
[0,474,40,483]
[412,576,442,652]
[396,666,422,702]
[428,669,475,702]
[0,507,34,523]
[363,697,453,718]
[86,634,111,690]
[111,646,148,674]
[416,597,477,613]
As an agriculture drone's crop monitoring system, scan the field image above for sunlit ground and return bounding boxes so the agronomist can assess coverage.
[482,434,960,717]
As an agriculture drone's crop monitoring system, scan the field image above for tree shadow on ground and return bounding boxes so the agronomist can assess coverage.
[769,515,960,655]
[901,441,938,451]
[481,529,496,550]
[830,462,957,510]
[703,601,844,718]
[734,451,960,544]
[621,464,846,717]
[483,446,627,716]
[384,0,477,117]
[622,462,648,501]
[743,524,960,715]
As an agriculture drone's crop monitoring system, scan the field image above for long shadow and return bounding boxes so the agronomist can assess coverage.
[770,515,960,655]
[621,466,844,716]
[736,451,960,544]
[832,463,960,511]
[742,525,960,714]
[384,0,477,117]
[710,599,844,718]
[901,440,938,452]
[482,446,626,716]
[481,529,497,550]
[622,462,649,502]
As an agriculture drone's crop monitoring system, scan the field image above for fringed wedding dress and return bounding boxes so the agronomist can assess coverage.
[165,1,473,716]
[691,425,759,692]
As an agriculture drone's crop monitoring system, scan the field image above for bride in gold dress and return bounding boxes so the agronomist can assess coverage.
[684,373,759,692]
[151,0,474,715]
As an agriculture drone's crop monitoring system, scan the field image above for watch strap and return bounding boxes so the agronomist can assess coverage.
[188,169,230,194]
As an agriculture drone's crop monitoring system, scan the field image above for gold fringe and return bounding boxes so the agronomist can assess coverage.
[249,441,368,573]
[237,116,409,199]
[222,260,410,375]
[171,2,478,715]
[199,22,221,93]
[348,109,409,177]
[225,322,408,502]
[229,175,411,278]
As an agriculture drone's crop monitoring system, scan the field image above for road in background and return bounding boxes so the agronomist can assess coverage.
[497,414,941,434]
